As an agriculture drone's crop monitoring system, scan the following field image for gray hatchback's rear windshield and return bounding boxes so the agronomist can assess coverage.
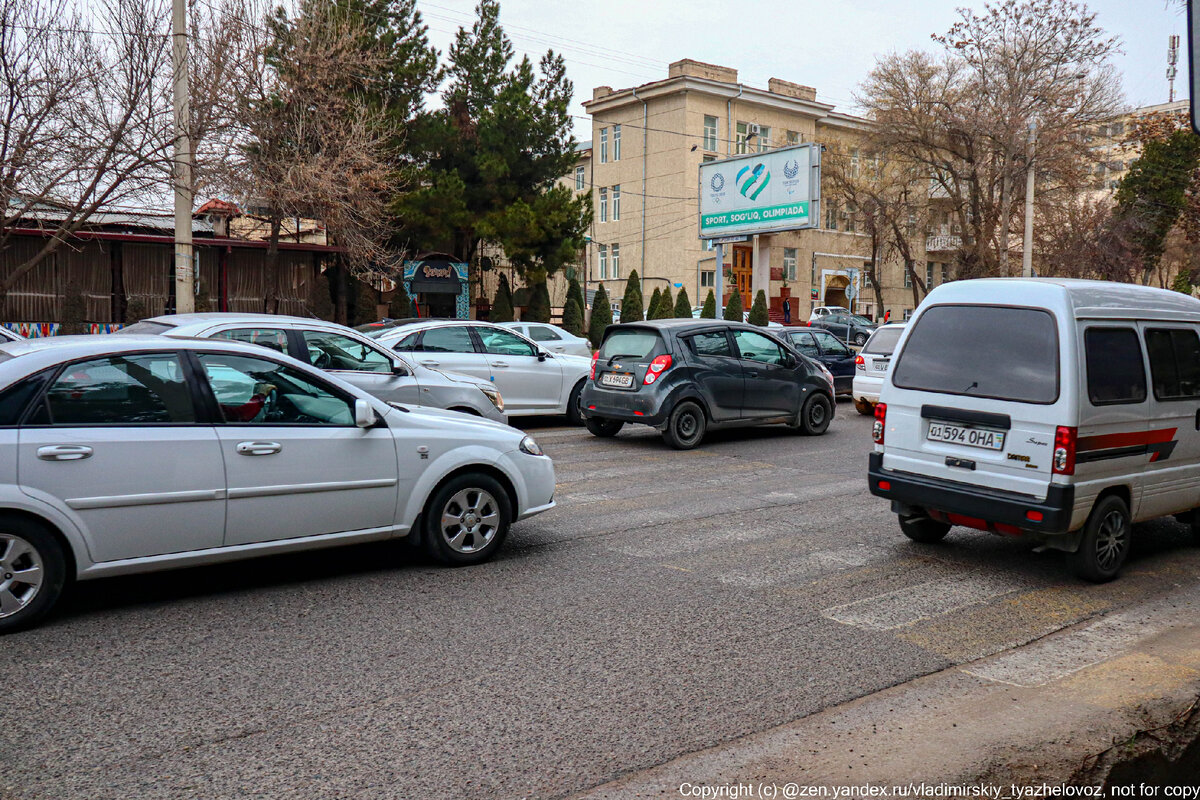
[891,305,1059,404]
[598,329,661,360]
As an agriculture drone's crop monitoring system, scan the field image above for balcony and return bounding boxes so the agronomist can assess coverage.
[926,234,962,252]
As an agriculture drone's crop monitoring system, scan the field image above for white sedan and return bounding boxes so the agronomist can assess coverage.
[0,327,22,342]
[0,335,556,633]
[499,321,592,357]
[368,320,593,422]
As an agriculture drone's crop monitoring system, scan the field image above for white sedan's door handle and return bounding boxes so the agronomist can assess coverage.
[420,359,440,367]
[492,361,510,368]
[236,441,282,456]
[37,445,93,461]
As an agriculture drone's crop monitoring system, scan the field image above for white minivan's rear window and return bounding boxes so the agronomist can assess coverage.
[892,305,1059,404]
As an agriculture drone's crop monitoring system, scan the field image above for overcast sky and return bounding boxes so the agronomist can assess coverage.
[417,0,1193,139]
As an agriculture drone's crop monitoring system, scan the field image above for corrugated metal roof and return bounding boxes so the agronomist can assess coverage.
[12,205,214,234]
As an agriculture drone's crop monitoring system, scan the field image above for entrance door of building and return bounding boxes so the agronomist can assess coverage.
[732,246,752,300]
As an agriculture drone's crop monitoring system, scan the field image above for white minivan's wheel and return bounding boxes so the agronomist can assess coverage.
[1067,495,1131,583]
[0,516,67,634]
[423,474,512,566]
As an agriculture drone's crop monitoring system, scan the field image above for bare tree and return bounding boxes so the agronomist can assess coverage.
[858,0,1123,277]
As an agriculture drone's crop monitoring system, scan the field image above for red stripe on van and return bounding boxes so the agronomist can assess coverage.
[1076,427,1177,453]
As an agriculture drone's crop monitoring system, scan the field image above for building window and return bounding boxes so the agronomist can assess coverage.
[574,166,585,191]
[862,265,873,288]
[941,264,949,284]
[611,243,620,276]
[702,154,716,163]
[903,308,914,320]
[787,130,801,146]
[599,127,608,163]
[703,115,718,151]
[757,126,771,151]
[612,185,620,221]
[844,204,857,234]
[826,202,838,231]
[850,148,860,177]
[783,248,798,281]
[736,121,749,154]
[598,244,608,279]
[613,124,621,161]
[904,267,912,288]
[926,262,934,288]
[701,270,715,288]
[598,187,608,222]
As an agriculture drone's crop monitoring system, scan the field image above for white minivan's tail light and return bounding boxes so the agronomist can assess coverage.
[643,354,672,385]
[1053,425,1076,475]
[590,350,599,380]
[873,402,887,444]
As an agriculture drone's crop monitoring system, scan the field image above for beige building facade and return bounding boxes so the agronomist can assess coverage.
[581,59,927,322]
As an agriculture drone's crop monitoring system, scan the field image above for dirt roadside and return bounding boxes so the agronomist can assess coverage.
[570,582,1200,798]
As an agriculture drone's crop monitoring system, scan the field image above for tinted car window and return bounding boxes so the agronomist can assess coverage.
[0,372,51,425]
[1086,328,1146,405]
[787,332,819,357]
[417,327,476,354]
[213,328,289,354]
[892,305,1059,404]
[526,326,561,342]
[863,326,904,355]
[1145,328,1200,400]
[687,331,732,357]
[599,330,661,359]
[477,328,537,357]
[812,331,850,355]
[198,353,353,425]
[392,332,420,352]
[43,354,196,424]
[301,330,391,373]
[732,330,786,366]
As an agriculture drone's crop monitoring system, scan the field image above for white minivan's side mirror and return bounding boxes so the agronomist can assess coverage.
[354,399,378,428]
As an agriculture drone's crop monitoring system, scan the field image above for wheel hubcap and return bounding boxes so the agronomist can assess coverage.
[440,489,501,554]
[0,533,44,619]
[810,402,826,425]
[1095,510,1128,571]
[678,412,698,438]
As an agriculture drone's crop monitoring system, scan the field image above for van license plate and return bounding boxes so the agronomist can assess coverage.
[601,373,633,388]
[927,422,1006,451]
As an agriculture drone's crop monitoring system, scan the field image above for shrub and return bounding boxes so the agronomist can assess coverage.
[619,270,643,322]
[723,288,743,321]
[748,289,769,326]
[674,286,692,318]
[700,289,716,318]
[589,284,612,349]
[562,296,584,336]
[491,273,514,322]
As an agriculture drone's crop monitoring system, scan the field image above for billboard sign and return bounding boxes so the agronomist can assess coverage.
[698,144,819,239]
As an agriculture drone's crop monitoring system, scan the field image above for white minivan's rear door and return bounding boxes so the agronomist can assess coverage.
[881,304,1066,500]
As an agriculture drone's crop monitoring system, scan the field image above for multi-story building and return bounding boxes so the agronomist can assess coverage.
[1087,99,1191,198]
[581,59,926,322]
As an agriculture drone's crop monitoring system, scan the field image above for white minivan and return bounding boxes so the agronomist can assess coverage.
[869,278,1200,582]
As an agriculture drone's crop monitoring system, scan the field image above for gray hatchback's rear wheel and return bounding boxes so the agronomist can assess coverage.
[0,516,67,634]
[1067,495,1131,583]
[423,474,512,566]
[798,393,832,435]
[662,400,706,450]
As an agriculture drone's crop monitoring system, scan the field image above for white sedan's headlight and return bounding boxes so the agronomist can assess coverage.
[479,384,504,412]
[519,435,544,456]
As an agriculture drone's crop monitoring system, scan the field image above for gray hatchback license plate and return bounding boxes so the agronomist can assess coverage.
[601,372,633,388]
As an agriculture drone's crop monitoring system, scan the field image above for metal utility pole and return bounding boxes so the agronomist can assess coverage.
[172,0,195,313]
[1022,119,1036,279]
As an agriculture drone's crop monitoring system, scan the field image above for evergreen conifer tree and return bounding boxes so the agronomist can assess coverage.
[561,296,584,336]
[674,286,692,318]
[723,288,743,321]
[588,284,611,348]
[700,289,716,318]
[619,270,643,323]
[490,273,514,322]
[388,283,412,319]
[748,289,769,326]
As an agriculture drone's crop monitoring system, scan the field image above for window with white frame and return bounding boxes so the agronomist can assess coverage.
[783,248,797,281]
[736,121,749,154]
[613,124,621,161]
[904,267,912,288]
[701,270,715,288]
[826,202,838,230]
[850,148,860,177]
[611,243,620,276]
[574,166,585,191]
[862,265,873,288]
[926,262,935,288]
[903,308,914,320]
[703,116,718,151]
[612,185,620,220]
[757,126,771,151]
[787,130,801,146]
[598,244,608,279]
[941,263,949,284]
[844,203,857,234]
[598,188,607,222]
[599,127,608,163]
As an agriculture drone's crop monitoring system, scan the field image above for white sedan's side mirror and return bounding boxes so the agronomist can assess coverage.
[354,399,378,428]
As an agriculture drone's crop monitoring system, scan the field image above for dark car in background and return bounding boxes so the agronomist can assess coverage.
[777,327,856,396]
[808,310,876,345]
[580,320,835,449]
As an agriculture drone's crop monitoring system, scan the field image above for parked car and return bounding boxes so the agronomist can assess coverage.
[581,319,835,449]
[368,320,592,422]
[119,314,507,423]
[0,327,22,342]
[851,323,907,415]
[778,327,857,396]
[809,306,845,320]
[0,335,556,632]
[499,322,592,357]
[869,277,1200,583]
[809,310,877,346]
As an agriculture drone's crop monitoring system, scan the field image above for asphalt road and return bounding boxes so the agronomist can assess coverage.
[5,404,1200,800]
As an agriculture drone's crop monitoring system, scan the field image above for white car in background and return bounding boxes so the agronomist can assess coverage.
[0,335,556,632]
[368,320,593,423]
[0,327,22,342]
[120,313,507,423]
[852,322,907,415]
[499,321,592,357]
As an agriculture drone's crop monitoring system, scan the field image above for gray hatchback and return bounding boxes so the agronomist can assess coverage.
[580,320,836,449]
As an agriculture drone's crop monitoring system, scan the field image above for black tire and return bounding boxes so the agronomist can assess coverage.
[422,473,512,566]
[565,379,586,426]
[854,398,875,416]
[899,513,951,543]
[798,392,833,435]
[853,332,867,346]
[1067,495,1131,583]
[585,416,624,437]
[662,400,706,450]
[0,515,67,634]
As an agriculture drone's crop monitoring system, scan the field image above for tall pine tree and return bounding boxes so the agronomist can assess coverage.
[748,290,769,326]
[490,273,514,322]
[700,289,716,318]
[724,288,743,321]
[674,286,692,318]
[589,284,612,347]
[619,270,643,323]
